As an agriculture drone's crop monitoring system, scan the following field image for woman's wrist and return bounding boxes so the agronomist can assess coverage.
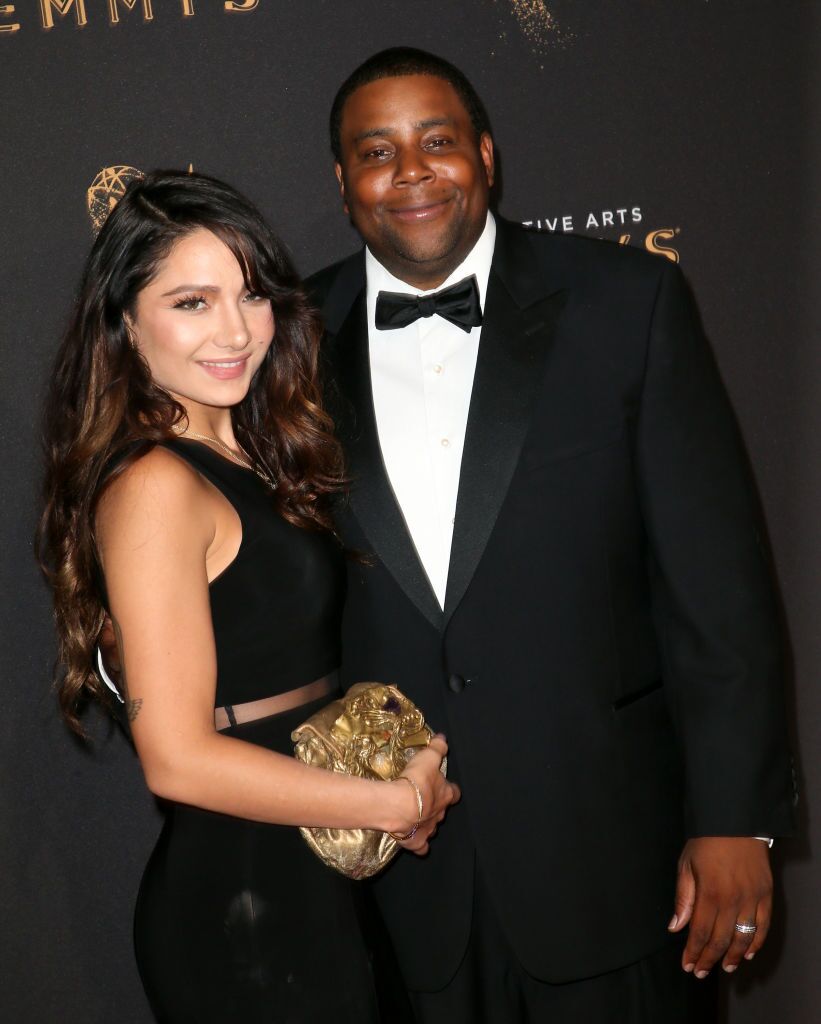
[377,776,423,835]
[387,777,423,841]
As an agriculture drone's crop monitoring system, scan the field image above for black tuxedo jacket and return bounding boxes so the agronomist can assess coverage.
[307,219,795,989]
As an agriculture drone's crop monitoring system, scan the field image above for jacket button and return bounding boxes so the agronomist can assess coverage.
[447,673,466,693]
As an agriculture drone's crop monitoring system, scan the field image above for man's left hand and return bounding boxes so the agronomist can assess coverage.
[668,837,773,977]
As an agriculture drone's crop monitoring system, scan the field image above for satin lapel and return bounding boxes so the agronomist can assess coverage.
[329,291,444,632]
[443,245,568,625]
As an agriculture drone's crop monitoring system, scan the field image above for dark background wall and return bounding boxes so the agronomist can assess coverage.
[1,2,818,1021]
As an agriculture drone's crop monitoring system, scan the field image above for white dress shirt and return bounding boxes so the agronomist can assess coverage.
[365,212,496,609]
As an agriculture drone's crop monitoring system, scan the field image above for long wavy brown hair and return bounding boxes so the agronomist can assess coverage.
[37,170,344,735]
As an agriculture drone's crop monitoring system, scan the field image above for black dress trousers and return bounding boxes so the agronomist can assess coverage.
[408,861,717,1024]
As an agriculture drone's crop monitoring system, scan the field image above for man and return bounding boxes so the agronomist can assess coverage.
[308,48,795,1022]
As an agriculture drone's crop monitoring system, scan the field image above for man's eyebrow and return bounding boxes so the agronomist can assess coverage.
[353,117,454,143]
[354,127,394,142]
[161,284,220,297]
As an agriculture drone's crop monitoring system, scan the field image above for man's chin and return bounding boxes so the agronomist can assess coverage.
[386,230,463,271]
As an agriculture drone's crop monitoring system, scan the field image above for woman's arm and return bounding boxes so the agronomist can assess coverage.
[96,448,456,842]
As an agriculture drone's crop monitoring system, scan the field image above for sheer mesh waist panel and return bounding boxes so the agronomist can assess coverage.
[214,672,338,731]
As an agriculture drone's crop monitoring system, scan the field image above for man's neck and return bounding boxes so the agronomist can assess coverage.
[382,262,460,292]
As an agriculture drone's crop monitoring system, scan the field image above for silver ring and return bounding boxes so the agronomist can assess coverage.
[734,922,757,935]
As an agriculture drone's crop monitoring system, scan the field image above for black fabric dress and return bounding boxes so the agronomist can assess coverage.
[125,439,382,1023]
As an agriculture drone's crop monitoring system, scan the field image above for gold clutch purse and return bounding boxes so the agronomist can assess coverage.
[291,682,442,879]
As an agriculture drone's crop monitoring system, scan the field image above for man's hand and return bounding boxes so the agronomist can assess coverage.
[395,735,460,857]
[669,837,772,977]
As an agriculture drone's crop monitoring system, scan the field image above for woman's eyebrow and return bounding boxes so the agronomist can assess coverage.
[161,284,220,297]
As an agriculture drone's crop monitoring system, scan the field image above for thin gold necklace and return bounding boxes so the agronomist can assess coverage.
[175,430,272,485]
[179,430,251,468]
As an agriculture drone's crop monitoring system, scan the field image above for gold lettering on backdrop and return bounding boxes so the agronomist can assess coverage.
[2,0,266,33]
[645,228,680,264]
[618,230,680,262]
[40,0,88,29]
[108,0,153,24]
[0,4,20,32]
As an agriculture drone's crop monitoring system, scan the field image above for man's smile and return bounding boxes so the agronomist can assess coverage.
[386,196,454,222]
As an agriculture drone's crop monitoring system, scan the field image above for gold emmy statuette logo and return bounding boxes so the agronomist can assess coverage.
[87,165,144,233]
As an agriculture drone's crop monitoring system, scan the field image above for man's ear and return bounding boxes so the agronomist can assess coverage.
[334,162,349,214]
[479,133,495,189]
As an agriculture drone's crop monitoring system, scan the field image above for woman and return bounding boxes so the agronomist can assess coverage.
[37,170,458,1022]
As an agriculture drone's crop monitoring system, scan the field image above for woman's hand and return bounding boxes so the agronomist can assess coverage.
[389,734,460,856]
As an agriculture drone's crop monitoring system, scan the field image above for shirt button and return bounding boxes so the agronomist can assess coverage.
[440,438,450,448]
[433,364,444,375]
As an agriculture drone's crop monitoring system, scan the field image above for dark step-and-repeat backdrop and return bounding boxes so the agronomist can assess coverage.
[1,3,818,1021]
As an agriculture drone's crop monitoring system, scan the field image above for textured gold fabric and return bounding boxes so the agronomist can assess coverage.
[291,682,441,879]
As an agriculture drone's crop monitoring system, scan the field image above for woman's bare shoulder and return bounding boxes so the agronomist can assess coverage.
[96,445,213,553]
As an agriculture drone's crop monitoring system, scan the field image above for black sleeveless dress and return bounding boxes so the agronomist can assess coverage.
[129,439,381,1023]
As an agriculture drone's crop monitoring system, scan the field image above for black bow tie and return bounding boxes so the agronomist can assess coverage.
[374,275,483,334]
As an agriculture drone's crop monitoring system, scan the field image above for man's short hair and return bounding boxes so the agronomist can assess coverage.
[329,47,492,161]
